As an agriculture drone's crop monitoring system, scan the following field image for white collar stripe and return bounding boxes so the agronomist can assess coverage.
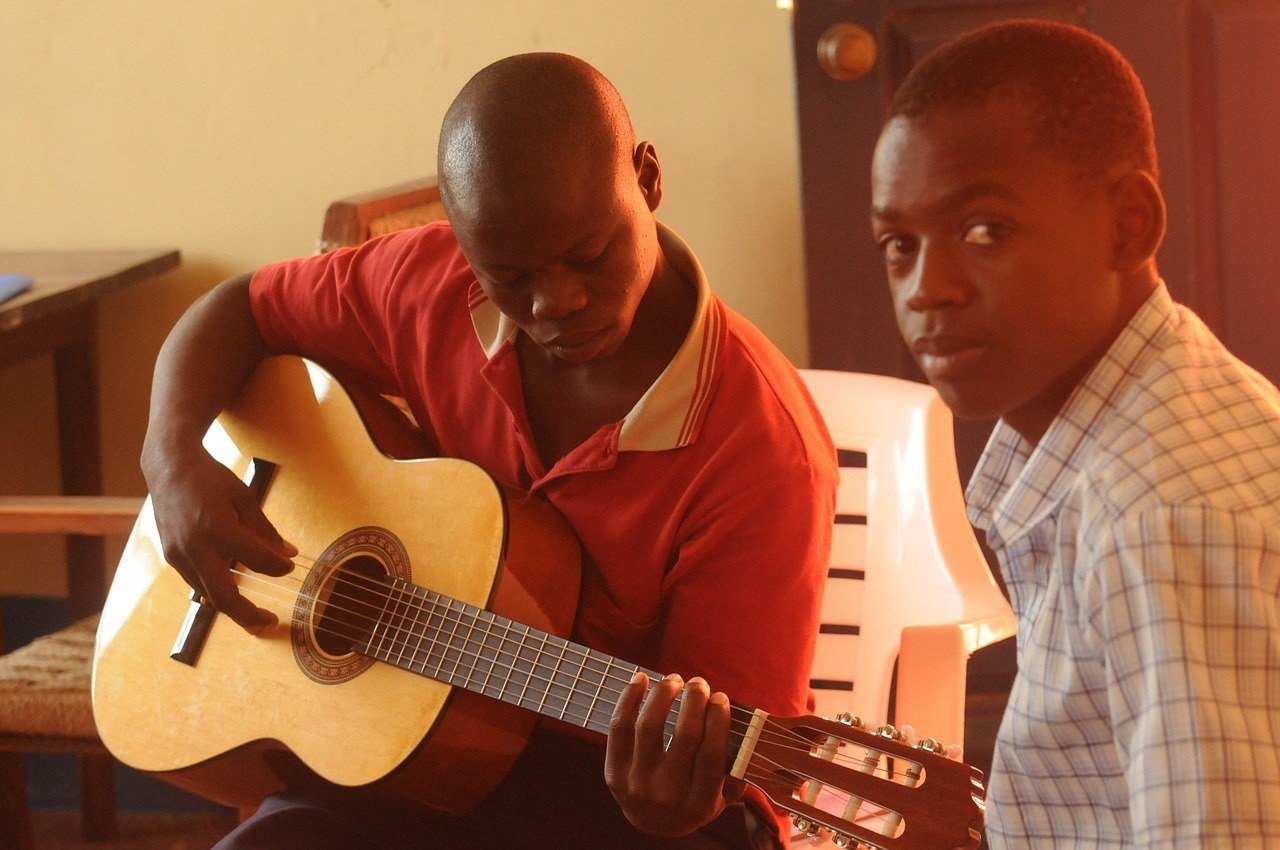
[465,223,721,453]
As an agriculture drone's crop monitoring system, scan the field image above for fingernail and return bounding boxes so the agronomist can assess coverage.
[664,674,683,686]
[688,677,709,690]
[283,541,299,556]
[630,671,646,686]
[710,692,728,706]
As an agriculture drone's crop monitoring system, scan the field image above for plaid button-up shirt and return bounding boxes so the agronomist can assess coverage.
[968,283,1280,848]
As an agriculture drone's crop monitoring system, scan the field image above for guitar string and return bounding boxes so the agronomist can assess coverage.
[741,759,899,836]
[221,561,912,834]
[228,563,925,780]
[274,550,891,756]
[740,761,901,839]
[227,565,907,774]
[223,567,913,780]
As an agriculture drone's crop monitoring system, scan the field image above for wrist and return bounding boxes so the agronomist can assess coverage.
[141,427,209,488]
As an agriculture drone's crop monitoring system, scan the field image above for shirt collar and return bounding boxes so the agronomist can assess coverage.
[967,282,1176,549]
[466,221,725,453]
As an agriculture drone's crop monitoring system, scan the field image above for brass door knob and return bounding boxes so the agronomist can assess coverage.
[817,22,877,81]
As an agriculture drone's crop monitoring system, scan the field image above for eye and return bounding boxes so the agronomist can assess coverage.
[569,246,609,269]
[962,222,1007,246]
[877,233,918,265]
[484,276,523,292]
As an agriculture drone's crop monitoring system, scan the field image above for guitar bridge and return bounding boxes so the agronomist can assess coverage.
[169,457,278,666]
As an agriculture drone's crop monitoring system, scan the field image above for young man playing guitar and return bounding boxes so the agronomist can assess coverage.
[141,52,838,848]
[872,22,1280,846]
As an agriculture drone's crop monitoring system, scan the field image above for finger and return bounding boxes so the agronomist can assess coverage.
[221,526,296,578]
[606,671,649,785]
[632,673,682,775]
[198,560,278,633]
[233,495,298,568]
[690,690,731,807]
[666,677,711,767]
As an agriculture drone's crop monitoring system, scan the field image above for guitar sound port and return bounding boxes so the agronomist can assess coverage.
[312,554,391,658]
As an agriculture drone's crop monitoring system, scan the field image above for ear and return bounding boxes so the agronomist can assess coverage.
[1109,169,1166,274]
[634,142,663,212]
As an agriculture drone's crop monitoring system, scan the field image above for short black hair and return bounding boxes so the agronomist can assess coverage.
[888,20,1157,181]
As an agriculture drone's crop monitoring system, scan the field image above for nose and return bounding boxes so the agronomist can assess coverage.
[529,274,589,322]
[901,240,969,312]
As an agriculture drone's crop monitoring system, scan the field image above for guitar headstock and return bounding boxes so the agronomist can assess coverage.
[735,712,984,849]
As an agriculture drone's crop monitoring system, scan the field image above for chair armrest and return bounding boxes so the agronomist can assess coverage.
[895,624,968,748]
[0,497,143,536]
[319,177,442,251]
[894,615,1015,749]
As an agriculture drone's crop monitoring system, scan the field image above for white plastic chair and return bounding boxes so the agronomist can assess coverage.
[799,369,1015,750]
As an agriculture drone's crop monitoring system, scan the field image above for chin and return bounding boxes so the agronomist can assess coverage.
[932,381,1009,422]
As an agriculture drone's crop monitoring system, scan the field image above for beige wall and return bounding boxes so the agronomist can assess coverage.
[0,1,807,596]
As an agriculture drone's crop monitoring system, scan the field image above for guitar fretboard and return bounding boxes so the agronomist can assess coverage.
[356,577,754,755]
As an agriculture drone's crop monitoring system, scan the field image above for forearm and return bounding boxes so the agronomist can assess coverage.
[141,273,269,481]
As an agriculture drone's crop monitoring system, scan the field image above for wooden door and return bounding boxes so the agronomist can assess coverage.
[792,0,1280,777]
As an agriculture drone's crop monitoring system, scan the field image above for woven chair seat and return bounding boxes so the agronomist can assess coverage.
[0,615,99,739]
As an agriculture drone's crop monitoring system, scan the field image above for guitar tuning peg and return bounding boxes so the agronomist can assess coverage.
[876,724,902,740]
[919,737,942,753]
[791,815,812,833]
[831,833,852,848]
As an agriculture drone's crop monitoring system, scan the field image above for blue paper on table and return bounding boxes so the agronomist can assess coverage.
[0,274,34,305]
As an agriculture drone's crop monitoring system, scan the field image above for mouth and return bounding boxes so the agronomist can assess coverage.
[541,327,610,360]
[912,335,987,381]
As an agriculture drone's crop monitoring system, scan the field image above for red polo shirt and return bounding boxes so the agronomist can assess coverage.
[250,220,837,840]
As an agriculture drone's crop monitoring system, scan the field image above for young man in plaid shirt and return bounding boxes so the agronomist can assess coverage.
[871,21,1280,848]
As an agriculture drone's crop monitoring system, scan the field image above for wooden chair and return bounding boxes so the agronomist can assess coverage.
[317,177,447,253]
[0,496,143,848]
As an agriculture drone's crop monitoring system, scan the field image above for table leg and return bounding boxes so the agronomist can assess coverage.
[53,312,105,622]
[52,310,117,840]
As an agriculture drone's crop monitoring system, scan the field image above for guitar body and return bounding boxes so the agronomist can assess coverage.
[91,356,582,813]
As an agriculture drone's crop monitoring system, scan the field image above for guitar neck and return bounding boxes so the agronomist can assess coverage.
[356,576,756,759]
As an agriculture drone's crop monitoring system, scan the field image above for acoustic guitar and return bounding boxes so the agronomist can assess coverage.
[91,356,985,850]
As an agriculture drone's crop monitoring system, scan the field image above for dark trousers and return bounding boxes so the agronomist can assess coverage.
[214,729,782,849]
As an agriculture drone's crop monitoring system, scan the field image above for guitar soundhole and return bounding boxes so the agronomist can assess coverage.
[291,525,412,684]
[313,555,389,657]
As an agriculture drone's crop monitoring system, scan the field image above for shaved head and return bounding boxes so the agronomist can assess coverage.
[434,53,674,367]
[438,53,637,222]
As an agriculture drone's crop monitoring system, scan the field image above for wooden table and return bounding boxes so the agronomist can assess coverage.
[0,250,179,845]
[0,249,179,618]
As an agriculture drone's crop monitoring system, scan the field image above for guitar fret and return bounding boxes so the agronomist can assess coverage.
[555,642,588,722]
[439,598,468,685]
[366,580,396,657]
[405,584,435,675]
[393,582,424,670]
[516,624,546,713]
[421,593,451,677]
[492,614,520,703]
[456,604,484,690]
[509,622,534,709]
[576,651,613,734]
[390,582,416,668]
[537,637,569,717]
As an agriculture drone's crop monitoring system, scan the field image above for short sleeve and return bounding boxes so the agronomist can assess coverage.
[1080,505,1280,846]
[249,223,462,393]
